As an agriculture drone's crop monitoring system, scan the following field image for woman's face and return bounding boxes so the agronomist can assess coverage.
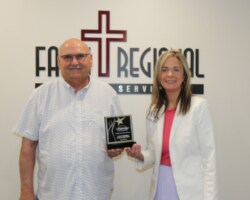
[159,56,184,96]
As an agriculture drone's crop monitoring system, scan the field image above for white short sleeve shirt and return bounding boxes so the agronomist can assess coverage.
[13,77,123,200]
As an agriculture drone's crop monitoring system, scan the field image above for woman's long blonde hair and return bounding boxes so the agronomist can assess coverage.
[148,50,192,118]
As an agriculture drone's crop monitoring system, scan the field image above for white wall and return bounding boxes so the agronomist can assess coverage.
[1,0,250,199]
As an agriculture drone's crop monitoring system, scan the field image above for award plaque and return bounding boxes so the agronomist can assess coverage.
[104,115,136,149]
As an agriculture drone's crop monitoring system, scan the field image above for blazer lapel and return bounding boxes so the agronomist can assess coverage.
[155,106,165,161]
[169,103,183,143]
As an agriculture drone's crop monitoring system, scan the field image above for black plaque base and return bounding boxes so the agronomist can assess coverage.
[107,141,136,150]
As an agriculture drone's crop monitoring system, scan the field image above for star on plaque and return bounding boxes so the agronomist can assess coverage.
[115,117,125,125]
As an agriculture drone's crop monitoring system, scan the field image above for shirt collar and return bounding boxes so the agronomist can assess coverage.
[60,76,92,93]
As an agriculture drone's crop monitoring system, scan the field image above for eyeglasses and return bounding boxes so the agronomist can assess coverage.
[60,53,90,62]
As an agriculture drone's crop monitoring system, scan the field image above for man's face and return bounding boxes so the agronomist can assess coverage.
[57,40,92,86]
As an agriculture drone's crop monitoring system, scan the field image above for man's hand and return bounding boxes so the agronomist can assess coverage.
[107,148,124,158]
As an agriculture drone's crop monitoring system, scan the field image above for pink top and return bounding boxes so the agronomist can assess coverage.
[160,109,176,166]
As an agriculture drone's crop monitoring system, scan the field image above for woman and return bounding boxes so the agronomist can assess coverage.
[126,50,218,200]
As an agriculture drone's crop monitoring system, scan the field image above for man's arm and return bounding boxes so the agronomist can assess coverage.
[19,137,38,200]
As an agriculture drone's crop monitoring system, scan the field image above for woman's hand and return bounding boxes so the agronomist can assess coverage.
[126,144,144,161]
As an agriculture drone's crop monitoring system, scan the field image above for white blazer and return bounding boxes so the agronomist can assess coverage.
[137,96,218,200]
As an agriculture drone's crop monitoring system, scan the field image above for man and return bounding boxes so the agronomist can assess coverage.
[14,38,123,200]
